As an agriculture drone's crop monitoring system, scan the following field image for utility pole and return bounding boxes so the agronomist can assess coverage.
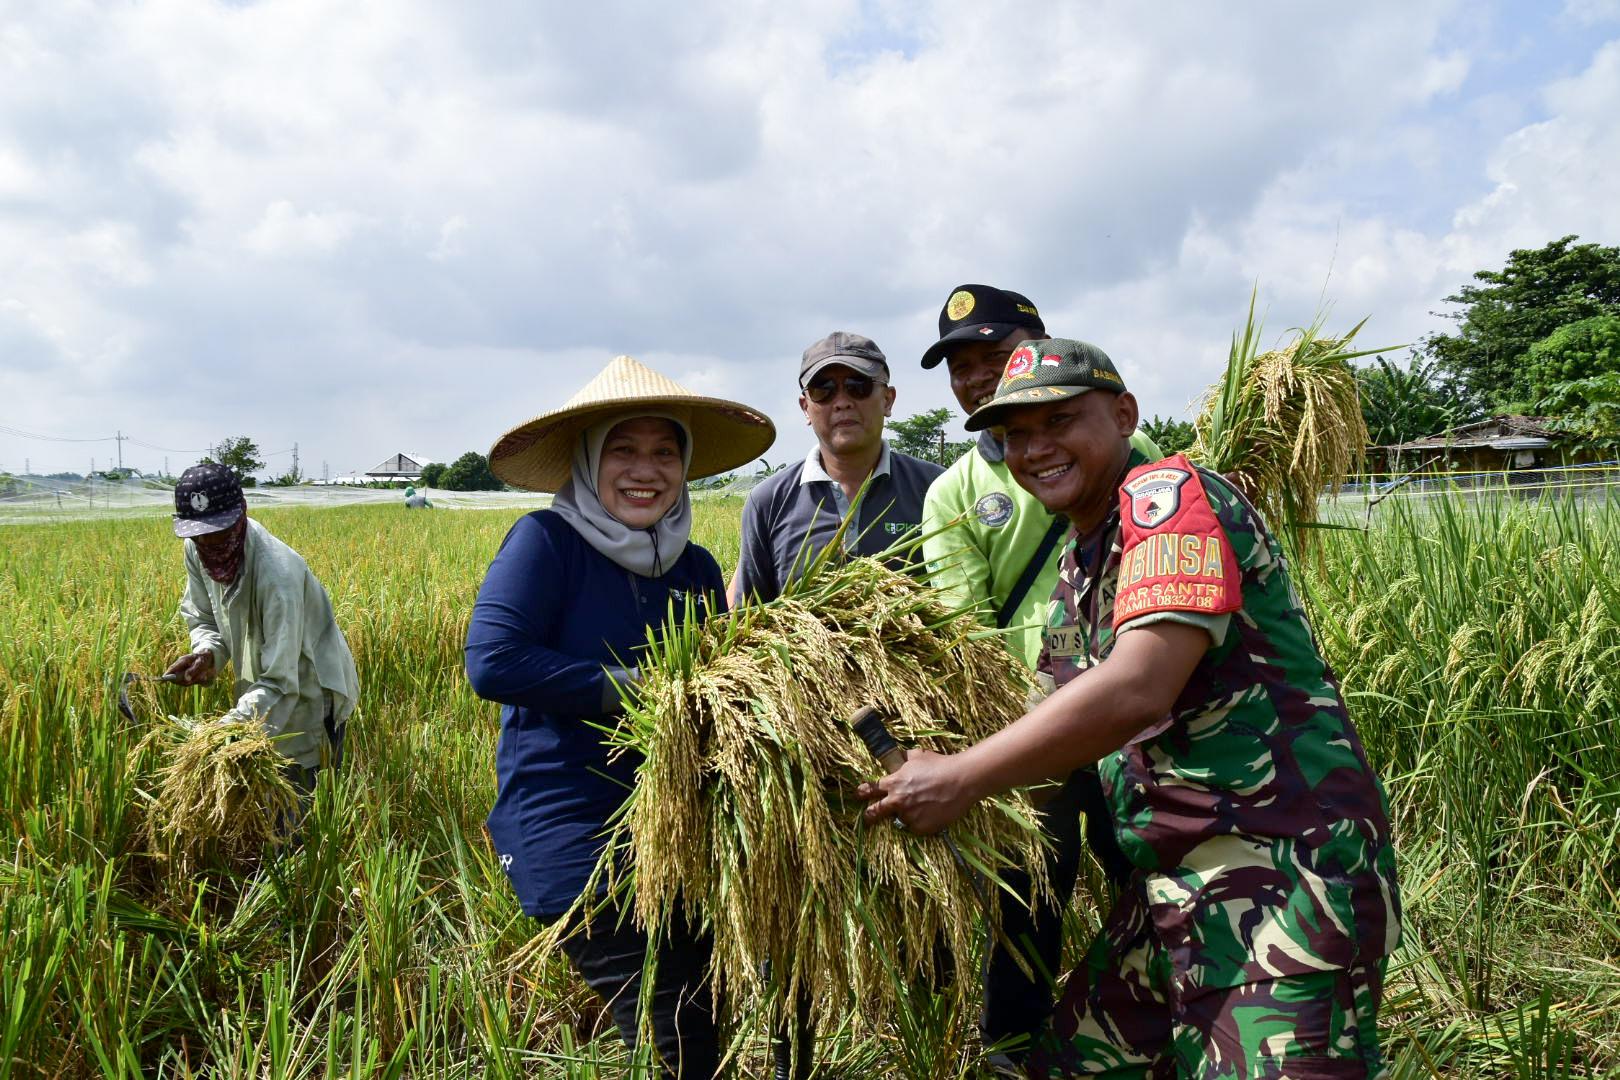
[115,430,127,471]
[164,456,169,479]
[322,460,329,483]
[292,442,299,480]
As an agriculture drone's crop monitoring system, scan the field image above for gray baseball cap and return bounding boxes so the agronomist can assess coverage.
[799,331,889,387]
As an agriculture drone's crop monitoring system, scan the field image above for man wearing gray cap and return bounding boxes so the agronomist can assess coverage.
[730,331,944,605]
[732,332,943,1077]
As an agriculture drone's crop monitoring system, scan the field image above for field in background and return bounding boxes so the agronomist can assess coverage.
[2,492,1617,1077]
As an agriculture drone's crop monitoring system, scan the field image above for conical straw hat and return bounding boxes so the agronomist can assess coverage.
[489,355,777,492]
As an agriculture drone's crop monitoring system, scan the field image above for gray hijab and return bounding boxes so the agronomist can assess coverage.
[548,410,694,578]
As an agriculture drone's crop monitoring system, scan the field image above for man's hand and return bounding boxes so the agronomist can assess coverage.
[856,748,980,835]
[164,650,216,686]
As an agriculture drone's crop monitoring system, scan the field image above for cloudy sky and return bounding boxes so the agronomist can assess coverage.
[3,0,1619,479]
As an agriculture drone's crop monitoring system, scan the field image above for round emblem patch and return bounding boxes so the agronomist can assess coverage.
[1003,345,1037,381]
[946,289,976,322]
[190,492,210,512]
[974,492,1014,528]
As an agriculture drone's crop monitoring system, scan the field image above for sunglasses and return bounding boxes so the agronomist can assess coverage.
[804,373,883,404]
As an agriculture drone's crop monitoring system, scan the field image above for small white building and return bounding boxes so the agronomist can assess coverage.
[363,452,436,483]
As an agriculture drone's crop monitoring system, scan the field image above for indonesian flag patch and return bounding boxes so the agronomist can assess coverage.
[1113,453,1242,626]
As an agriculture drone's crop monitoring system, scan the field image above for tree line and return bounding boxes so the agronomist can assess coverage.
[886,235,1620,466]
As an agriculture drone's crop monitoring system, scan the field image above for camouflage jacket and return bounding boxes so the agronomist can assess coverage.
[1037,451,1400,995]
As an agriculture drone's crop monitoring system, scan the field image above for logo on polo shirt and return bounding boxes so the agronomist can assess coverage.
[974,492,1014,528]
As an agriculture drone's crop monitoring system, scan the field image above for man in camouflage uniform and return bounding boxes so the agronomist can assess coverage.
[859,339,1400,1078]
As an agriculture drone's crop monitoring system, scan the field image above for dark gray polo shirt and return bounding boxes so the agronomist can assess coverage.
[734,441,945,603]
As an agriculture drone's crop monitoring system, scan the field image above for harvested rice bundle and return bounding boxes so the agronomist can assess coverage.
[132,715,299,877]
[1192,295,1379,539]
[599,546,1048,1044]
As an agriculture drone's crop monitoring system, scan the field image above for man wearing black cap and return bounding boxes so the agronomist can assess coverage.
[730,331,944,605]
[918,286,1162,1066]
[166,463,358,793]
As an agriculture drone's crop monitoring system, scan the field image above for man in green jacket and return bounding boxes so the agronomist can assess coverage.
[918,284,1161,1066]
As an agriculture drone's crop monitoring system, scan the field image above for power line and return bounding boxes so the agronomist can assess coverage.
[0,421,209,453]
[0,422,118,443]
[126,437,212,453]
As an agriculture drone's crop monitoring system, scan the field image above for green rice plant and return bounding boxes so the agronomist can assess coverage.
[1305,485,1620,1070]
[1192,291,1380,536]
[584,539,1048,1075]
[3,494,1619,1075]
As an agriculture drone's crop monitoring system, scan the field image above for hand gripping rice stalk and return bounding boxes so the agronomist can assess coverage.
[130,715,299,879]
[1192,292,1381,541]
[592,537,1050,1053]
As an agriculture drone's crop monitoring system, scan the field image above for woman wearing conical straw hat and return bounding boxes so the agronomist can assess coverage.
[467,356,774,1078]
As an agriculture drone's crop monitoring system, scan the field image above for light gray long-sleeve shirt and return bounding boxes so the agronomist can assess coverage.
[179,518,359,768]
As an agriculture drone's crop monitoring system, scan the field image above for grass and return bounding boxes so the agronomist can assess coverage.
[1,489,1616,1077]
[1308,486,1620,1075]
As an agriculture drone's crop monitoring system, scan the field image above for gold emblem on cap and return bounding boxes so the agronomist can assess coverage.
[946,290,976,321]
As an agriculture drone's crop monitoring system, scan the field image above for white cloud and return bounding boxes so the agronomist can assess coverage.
[243,200,364,257]
[1563,0,1620,26]
[1449,39,1620,254]
[0,0,1615,477]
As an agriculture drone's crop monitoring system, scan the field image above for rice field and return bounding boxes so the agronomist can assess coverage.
[2,490,1617,1077]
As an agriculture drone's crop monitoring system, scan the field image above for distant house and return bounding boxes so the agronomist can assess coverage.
[1376,416,1603,473]
[364,452,435,483]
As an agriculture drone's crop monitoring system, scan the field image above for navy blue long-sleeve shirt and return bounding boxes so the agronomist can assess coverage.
[466,509,725,918]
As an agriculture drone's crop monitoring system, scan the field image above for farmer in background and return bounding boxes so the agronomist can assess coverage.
[165,463,358,795]
[729,331,942,606]
[917,285,1161,1065]
[467,356,775,1079]
[404,484,431,509]
[862,340,1401,1077]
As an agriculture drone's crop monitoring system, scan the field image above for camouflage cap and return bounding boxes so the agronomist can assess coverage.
[963,337,1127,431]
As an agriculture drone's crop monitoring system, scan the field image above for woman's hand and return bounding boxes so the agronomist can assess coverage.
[856,749,980,835]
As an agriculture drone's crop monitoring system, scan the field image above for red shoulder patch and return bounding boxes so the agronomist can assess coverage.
[1112,453,1241,627]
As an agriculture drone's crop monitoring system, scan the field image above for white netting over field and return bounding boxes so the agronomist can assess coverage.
[0,475,559,525]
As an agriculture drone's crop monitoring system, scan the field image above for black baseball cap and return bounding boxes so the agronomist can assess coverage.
[172,463,246,538]
[919,284,1046,369]
[964,338,1128,431]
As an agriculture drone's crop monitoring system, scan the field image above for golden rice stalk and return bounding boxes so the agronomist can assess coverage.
[131,715,299,878]
[1191,292,1377,542]
[592,545,1049,1049]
